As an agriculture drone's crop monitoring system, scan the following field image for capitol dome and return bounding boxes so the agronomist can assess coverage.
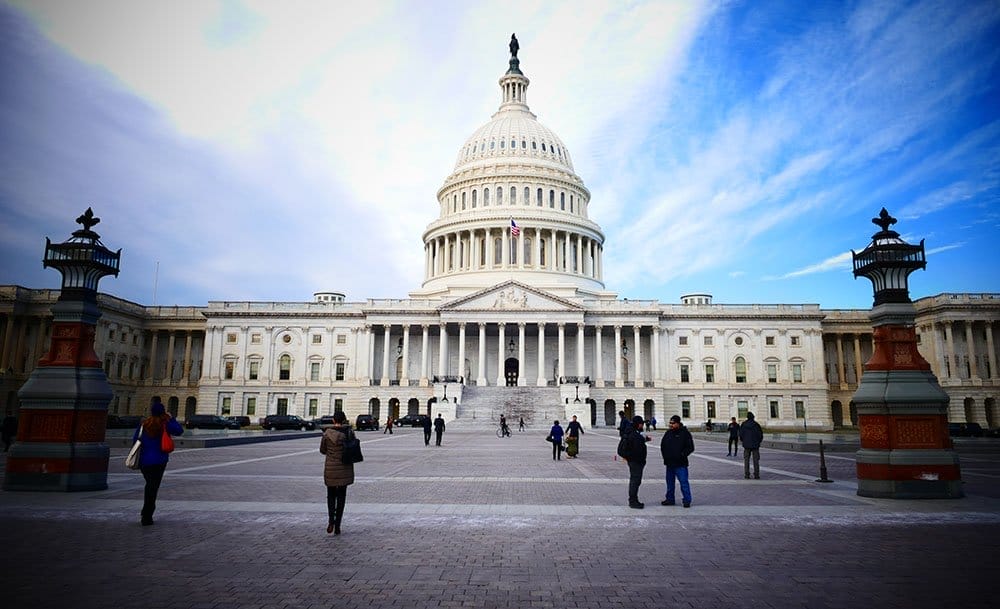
[414,36,607,300]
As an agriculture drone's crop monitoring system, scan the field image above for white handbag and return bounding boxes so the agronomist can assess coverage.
[125,438,142,470]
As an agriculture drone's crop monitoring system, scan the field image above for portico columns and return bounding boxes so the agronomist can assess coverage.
[401,325,411,385]
[536,323,547,386]
[438,323,447,378]
[965,322,979,379]
[836,335,846,386]
[381,326,391,386]
[496,323,506,385]
[182,332,193,382]
[614,325,623,385]
[595,326,604,387]
[853,334,863,384]
[986,322,997,380]
[477,323,487,386]
[557,323,565,380]
[420,324,429,386]
[517,323,526,386]
[652,328,661,385]
[944,322,956,378]
[457,323,466,382]
[576,323,585,377]
[633,326,642,386]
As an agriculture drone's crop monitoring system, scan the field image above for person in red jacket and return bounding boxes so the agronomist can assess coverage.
[132,397,183,526]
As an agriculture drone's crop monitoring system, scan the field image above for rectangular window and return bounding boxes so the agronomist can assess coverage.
[312,334,322,344]
[246,397,256,416]
[705,364,714,383]
[249,361,259,380]
[678,336,688,346]
[251,333,261,344]
[791,335,801,346]
[224,361,234,380]
[767,363,777,383]
[681,400,691,419]
[795,400,806,418]
[765,336,775,346]
[310,362,320,381]
[108,329,115,340]
[769,400,779,418]
[704,335,713,346]
[792,364,803,383]
[737,400,749,419]
[337,334,347,345]
[277,398,289,415]
[335,362,346,381]
[309,398,318,417]
[334,398,344,412]
[221,397,232,416]
[226,333,237,344]
[680,364,690,383]
[707,400,717,419]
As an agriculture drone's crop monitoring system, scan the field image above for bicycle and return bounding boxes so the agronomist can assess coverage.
[496,424,512,438]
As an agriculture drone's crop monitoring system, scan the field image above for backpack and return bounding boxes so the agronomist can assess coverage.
[616,435,631,459]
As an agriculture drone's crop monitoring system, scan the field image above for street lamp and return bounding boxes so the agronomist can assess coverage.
[621,340,628,356]
[508,338,516,354]
[852,207,926,306]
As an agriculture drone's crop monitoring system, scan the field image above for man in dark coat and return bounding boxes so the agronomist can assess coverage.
[622,415,651,508]
[739,411,764,479]
[422,414,433,446]
[617,410,630,437]
[660,415,695,507]
[433,413,446,446]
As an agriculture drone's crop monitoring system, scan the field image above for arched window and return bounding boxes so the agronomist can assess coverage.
[279,354,291,380]
[537,188,543,206]
[496,187,502,205]
[532,140,537,150]
[500,140,505,149]
[570,195,574,213]
[735,357,747,383]
[493,237,503,265]
[461,191,466,210]
[524,187,530,205]
[510,237,518,264]
[472,190,477,207]
[560,192,565,210]
[510,186,516,204]
[483,188,489,206]
[479,238,486,266]
[524,238,532,264]
[542,143,547,152]
[549,190,555,208]
[522,140,527,149]
[540,239,546,266]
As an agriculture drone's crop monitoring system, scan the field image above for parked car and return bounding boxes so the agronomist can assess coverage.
[226,416,252,427]
[949,422,985,437]
[984,427,1000,438]
[261,414,316,431]
[355,414,379,431]
[395,414,430,427]
[186,415,240,430]
[313,415,337,427]
[107,415,143,429]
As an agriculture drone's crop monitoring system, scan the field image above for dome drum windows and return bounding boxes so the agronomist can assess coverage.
[510,186,516,204]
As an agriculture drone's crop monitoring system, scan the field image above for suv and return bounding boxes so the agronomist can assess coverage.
[313,415,338,427]
[396,414,430,427]
[262,414,316,431]
[226,416,252,427]
[186,415,240,430]
[355,414,379,431]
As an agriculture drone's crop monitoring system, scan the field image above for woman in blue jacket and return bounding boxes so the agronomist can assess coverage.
[549,420,564,461]
[132,397,184,526]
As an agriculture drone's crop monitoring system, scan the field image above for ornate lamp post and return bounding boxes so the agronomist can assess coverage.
[4,209,120,491]
[850,208,961,498]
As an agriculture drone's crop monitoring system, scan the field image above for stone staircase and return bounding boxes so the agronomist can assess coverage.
[451,385,563,428]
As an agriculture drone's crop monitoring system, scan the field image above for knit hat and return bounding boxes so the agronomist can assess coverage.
[632,415,645,425]
[150,401,165,416]
[746,411,755,420]
[669,415,681,424]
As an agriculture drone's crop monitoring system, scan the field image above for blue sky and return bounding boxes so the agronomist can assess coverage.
[1,0,997,309]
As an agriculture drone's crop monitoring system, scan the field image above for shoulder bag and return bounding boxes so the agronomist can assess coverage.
[125,437,142,470]
[161,427,175,453]
[340,429,364,465]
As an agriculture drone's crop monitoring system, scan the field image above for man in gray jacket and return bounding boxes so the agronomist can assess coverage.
[739,412,764,479]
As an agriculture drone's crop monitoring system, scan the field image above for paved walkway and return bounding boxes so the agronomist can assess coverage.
[2,427,998,609]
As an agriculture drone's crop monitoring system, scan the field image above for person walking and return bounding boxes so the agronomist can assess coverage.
[650,416,657,431]
[518,417,525,432]
[1,408,17,452]
[727,417,740,456]
[621,415,651,508]
[433,413,446,446]
[739,412,764,479]
[319,410,356,535]
[383,416,393,434]
[133,397,183,526]
[422,413,432,446]
[565,415,584,458]
[617,410,630,437]
[660,415,695,508]
[549,420,564,460]
[499,414,511,437]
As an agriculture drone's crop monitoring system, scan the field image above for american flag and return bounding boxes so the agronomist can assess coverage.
[510,218,521,237]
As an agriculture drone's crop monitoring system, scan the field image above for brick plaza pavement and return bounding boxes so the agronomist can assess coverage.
[1,426,999,609]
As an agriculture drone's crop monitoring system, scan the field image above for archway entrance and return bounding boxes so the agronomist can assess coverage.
[964,397,975,423]
[604,399,616,426]
[986,398,997,428]
[407,398,420,416]
[426,397,436,417]
[168,396,179,417]
[589,399,598,426]
[184,397,197,420]
[849,401,858,426]
[388,398,400,420]
[368,397,381,421]
[643,399,654,424]
[624,399,635,421]
[504,358,519,386]
[831,401,843,427]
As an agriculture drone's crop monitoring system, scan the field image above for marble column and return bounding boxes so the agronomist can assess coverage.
[517,323,526,386]
[853,334,863,385]
[965,322,979,380]
[836,334,846,386]
[477,323,487,386]
[594,326,604,387]
[438,323,447,378]
[944,322,956,378]
[633,326,642,386]
[614,325,623,385]
[536,323,547,387]
[576,323,585,377]
[557,323,565,381]
[496,323,506,385]
[986,322,997,380]
[401,325,411,385]
[148,332,159,382]
[381,326,391,387]
[457,323,466,383]
[420,324,429,385]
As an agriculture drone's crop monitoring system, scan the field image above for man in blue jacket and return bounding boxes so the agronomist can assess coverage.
[660,415,695,507]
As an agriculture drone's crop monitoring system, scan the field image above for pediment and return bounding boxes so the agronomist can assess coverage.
[440,281,583,312]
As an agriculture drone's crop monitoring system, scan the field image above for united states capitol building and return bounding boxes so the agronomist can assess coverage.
[2,41,998,430]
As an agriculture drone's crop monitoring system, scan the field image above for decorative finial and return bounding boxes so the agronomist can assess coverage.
[872,208,896,233]
[509,33,519,58]
[76,207,101,232]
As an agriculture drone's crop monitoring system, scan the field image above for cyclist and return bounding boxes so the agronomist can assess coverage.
[499,414,511,437]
